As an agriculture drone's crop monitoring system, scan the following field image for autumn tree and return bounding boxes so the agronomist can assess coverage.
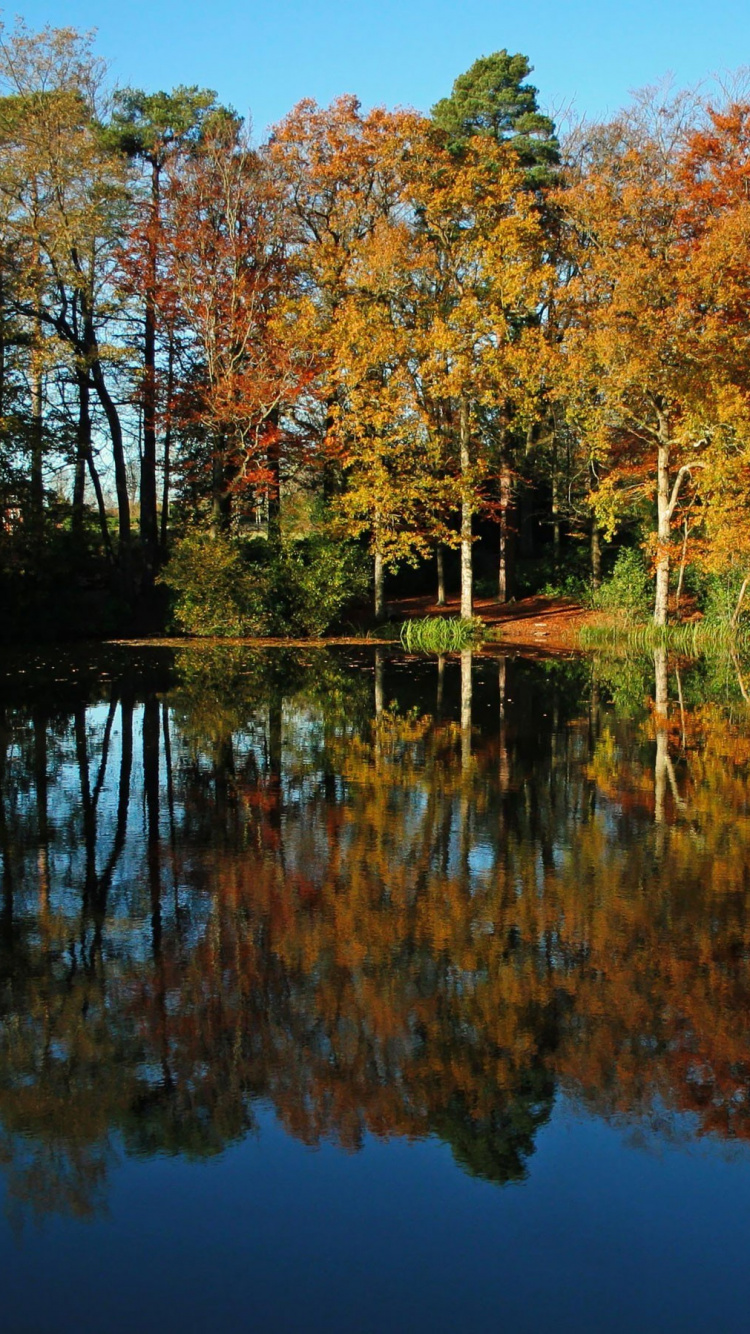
[161,111,309,536]
[675,98,750,618]
[401,127,549,615]
[432,51,559,601]
[0,20,135,580]
[558,90,710,625]
[107,84,220,571]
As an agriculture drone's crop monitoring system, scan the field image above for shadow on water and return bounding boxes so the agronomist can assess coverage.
[1,642,750,1225]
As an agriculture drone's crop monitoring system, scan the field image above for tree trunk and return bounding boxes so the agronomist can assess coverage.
[139,163,161,579]
[30,345,44,529]
[591,518,602,590]
[654,646,669,829]
[551,471,561,566]
[733,574,750,627]
[518,481,535,559]
[461,648,472,771]
[498,658,509,793]
[72,369,90,538]
[210,439,232,535]
[436,544,445,606]
[160,331,174,555]
[374,548,385,621]
[459,398,472,619]
[675,517,690,618]
[654,433,671,628]
[73,369,112,559]
[266,407,281,546]
[0,269,5,419]
[375,647,384,717]
[143,692,161,958]
[33,707,49,911]
[498,462,513,602]
[89,352,131,581]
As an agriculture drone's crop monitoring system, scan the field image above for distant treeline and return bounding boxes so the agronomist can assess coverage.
[0,21,748,637]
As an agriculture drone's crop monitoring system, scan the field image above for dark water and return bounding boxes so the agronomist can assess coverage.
[2,643,750,1332]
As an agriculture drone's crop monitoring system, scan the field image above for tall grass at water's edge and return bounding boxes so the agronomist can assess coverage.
[579,620,750,654]
[400,616,483,653]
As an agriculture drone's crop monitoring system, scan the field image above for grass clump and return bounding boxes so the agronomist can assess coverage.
[400,616,482,653]
[579,619,750,654]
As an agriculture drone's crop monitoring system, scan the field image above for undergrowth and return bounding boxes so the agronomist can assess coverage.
[400,616,483,652]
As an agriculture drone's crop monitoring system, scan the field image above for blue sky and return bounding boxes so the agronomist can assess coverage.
[9,0,750,136]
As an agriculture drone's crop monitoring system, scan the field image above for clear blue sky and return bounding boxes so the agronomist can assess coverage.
[9,0,750,135]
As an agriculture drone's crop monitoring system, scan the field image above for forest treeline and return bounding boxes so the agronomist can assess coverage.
[1,19,750,638]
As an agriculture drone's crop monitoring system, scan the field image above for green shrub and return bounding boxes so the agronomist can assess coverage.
[702,570,750,626]
[271,532,370,636]
[160,531,272,637]
[589,547,651,620]
[161,529,369,638]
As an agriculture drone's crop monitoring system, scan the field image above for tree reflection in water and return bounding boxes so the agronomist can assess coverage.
[1,644,750,1224]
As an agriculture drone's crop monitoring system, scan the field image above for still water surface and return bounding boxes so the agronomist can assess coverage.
[1,644,750,1332]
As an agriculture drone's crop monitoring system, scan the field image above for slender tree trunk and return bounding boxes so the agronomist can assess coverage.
[30,344,44,528]
[267,407,281,546]
[210,437,232,536]
[459,398,472,619]
[654,646,669,831]
[461,648,472,771]
[33,707,49,912]
[89,351,131,576]
[498,462,512,602]
[436,544,445,606]
[160,331,174,555]
[591,518,602,590]
[518,482,535,559]
[375,647,384,717]
[374,548,385,621]
[143,693,161,958]
[0,268,6,418]
[675,517,690,619]
[498,658,509,793]
[0,709,13,953]
[72,368,90,538]
[74,370,113,559]
[140,165,161,580]
[733,574,750,627]
[75,705,97,916]
[321,393,342,504]
[551,471,561,566]
[0,269,5,420]
[654,430,671,628]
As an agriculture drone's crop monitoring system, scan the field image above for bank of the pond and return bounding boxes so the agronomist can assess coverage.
[389,594,603,652]
[101,596,605,655]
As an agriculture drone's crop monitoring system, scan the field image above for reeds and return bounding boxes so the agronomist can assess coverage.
[399,616,482,652]
[580,620,750,654]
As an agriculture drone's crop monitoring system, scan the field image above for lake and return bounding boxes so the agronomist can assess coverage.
[1,643,750,1332]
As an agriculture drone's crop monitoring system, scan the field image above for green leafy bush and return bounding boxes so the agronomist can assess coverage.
[702,570,750,626]
[160,531,272,637]
[161,529,369,638]
[271,532,370,636]
[589,547,651,620]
